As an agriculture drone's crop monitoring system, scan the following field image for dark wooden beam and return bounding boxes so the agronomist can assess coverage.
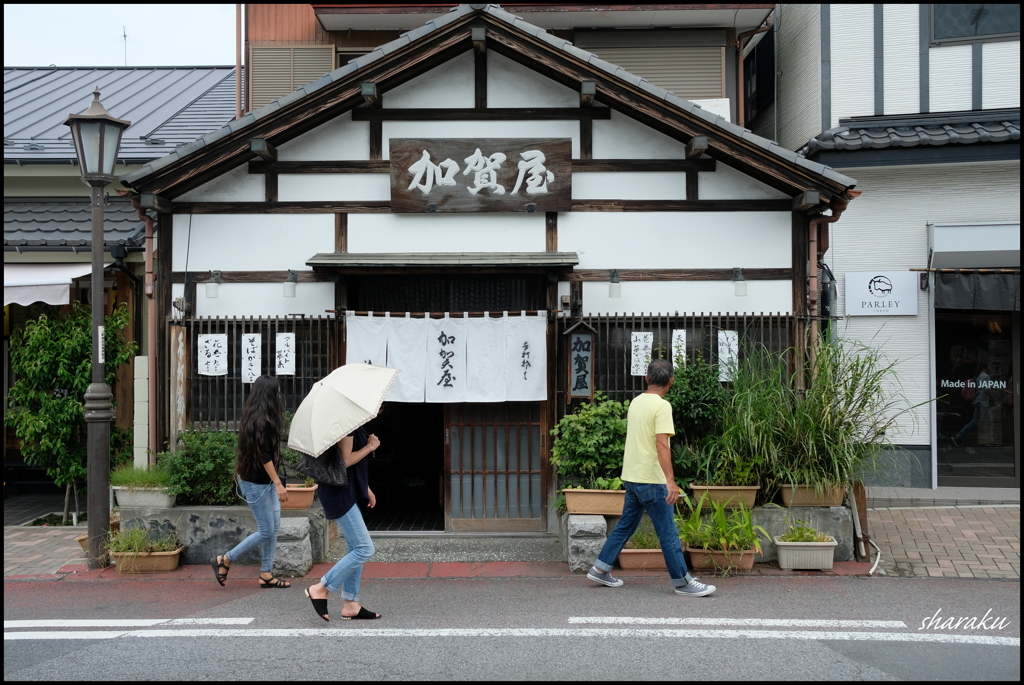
[573,159,715,172]
[265,173,278,203]
[686,170,699,200]
[684,135,708,160]
[580,80,596,107]
[351,107,612,121]
[579,119,592,160]
[545,211,557,251]
[792,189,823,212]
[174,201,391,214]
[474,28,487,109]
[249,160,390,174]
[250,138,277,162]
[140,193,172,214]
[155,212,172,450]
[571,199,792,212]
[361,82,379,107]
[172,270,323,284]
[335,213,348,253]
[370,120,383,161]
[566,268,793,282]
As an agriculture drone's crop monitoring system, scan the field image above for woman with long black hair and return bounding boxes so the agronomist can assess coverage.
[211,375,291,589]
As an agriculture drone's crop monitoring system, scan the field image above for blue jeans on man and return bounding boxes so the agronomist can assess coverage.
[593,481,694,588]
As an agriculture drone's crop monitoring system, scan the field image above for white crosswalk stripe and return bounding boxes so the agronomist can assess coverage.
[568,617,908,628]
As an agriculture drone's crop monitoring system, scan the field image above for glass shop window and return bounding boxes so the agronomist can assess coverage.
[932,5,1020,45]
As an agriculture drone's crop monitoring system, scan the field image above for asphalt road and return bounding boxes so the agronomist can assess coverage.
[4,575,1019,681]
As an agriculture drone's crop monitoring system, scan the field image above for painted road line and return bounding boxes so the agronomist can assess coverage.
[4,618,254,629]
[4,628,1018,646]
[569,617,907,628]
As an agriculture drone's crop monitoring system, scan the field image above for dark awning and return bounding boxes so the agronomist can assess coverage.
[935,271,1020,311]
[307,252,579,269]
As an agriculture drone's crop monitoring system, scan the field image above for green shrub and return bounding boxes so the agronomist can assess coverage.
[676,494,767,554]
[161,429,240,505]
[110,464,171,489]
[108,527,181,554]
[664,354,726,446]
[279,410,304,482]
[550,392,628,490]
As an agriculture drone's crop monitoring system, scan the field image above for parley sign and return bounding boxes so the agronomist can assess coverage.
[845,271,918,316]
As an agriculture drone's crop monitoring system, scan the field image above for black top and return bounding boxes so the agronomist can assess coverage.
[319,427,370,520]
[237,424,279,485]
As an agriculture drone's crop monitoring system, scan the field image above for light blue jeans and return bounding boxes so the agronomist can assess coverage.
[225,480,280,573]
[321,505,375,602]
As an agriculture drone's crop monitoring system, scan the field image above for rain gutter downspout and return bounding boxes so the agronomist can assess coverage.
[736,14,773,128]
[131,196,158,469]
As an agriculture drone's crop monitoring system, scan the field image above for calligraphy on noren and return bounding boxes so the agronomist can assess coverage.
[390,138,571,213]
[197,334,228,377]
[242,333,262,384]
[436,331,456,388]
[630,332,653,377]
[276,332,296,376]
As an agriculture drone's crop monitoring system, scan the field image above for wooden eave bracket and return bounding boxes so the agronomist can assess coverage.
[361,82,380,107]
[472,26,486,54]
[792,189,828,212]
[580,80,596,107]
[684,136,708,160]
[140,193,172,214]
[250,138,277,162]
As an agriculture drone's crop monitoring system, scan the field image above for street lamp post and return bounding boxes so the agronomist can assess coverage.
[64,89,131,570]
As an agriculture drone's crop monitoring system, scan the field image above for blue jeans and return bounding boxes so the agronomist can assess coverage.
[321,505,375,602]
[594,481,692,587]
[225,480,280,573]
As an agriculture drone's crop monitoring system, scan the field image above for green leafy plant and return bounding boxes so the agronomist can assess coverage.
[664,354,727,446]
[624,518,662,550]
[160,429,240,505]
[778,519,833,543]
[108,527,181,554]
[550,392,628,490]
[279,410,304,481]
[110,464,171,490]
[301,476,316,488]
[676,494,767,554]
[593,476,624,491]
[4,302,137,524]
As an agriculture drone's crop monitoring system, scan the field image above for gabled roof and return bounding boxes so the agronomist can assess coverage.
[4,199,145,252]
[4,66,237,164]
[121,4,856,200]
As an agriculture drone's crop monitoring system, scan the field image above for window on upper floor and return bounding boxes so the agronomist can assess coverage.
[932,4,1020,46]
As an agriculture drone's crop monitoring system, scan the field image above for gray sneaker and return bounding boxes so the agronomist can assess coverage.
[587,567,624,587]
[675,577,716,597]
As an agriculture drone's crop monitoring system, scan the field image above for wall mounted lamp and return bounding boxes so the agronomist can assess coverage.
[283,269,298,298]
[206,270,221,298]
[732,267,747,297]
[609,269,621,299]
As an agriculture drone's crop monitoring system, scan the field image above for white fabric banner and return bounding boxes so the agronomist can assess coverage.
[718,330,738,381]
[345,311,387,367]
[466,315,506,403]
[241,333,261,384]
[386,314,427,402]
[671,329,687,367]
[197,334,228,376]
[425,315,467,403]
[630,332,653,376]
[504,312,547,401]
[275,332,296,375]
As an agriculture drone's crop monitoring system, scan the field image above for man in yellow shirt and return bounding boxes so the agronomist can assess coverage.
[587,359,716,596]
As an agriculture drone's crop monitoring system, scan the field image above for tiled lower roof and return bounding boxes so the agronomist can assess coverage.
[4,199,145,252]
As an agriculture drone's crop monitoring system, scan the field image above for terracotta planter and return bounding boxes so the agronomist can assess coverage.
[281,484,318,510]
[618,548,668,570]
[781,485,846,507]
[774,535,838,570]
[689,485,759,509]
[563,489,625,515]
[685,547,757,572]
[111,546,184,574]
[75,521,121,552]
[112,487,176,509]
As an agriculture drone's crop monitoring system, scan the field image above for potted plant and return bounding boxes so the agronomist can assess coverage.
[108,527,184,574]
[110,464,176,509]
[617,518,667,570]
[282,476,319,510]
[75,509,120,552]
[774,520,838,571]
[677,495,767,573]
[551,393,629,515]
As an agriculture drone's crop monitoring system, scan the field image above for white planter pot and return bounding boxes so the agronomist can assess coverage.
[774,535,838,571]
[113,487,176,509]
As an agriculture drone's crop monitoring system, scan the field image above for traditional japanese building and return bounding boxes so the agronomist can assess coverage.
[120,4,858,534]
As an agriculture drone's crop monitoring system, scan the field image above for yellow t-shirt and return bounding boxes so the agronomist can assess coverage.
[620,392,676,484]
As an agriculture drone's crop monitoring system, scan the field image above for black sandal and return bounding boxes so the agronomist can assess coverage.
[211,555,230,586]
[305,588,330,622]
[259,574,291,588]
[341,606,381,620]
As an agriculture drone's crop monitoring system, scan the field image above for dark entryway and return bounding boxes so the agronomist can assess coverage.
[361,403,445,532]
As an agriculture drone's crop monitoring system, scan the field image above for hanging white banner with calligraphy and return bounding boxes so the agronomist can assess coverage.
[568,330,594,399]
[197,334,228,376]
[385,314,427,403]
[426,315,467,403]
[276,332,296,376]
[671,329,687,367]
[505,312,547,402]
[630,332,653,376]
[466,315,506,403]
[718,330,738,382]
[345,311,387,367]
[241,333,262,384]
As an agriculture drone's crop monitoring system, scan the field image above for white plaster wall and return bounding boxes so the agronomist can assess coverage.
[558,211,791,269]
[175,163,264,202]
[698,162,789,200]
[278,173,391,201]
[487,51,579,108]
[382,120,580,159]
[582,280,792,316]
[275,112,369,161]
[830,4,875,127]
[592,110,686,159]
[192,282,335,318]
[386,51,474,109]
[882,4,919,115]
[929,45,972,112]
[572,172,686,200]
[982,40,1020,110]
[172,214,334,271]
[348,213,545,253]
[774,3,822,151]
[828,161,1021,444]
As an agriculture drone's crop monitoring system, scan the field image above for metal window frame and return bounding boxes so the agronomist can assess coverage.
[929,4,1021,47]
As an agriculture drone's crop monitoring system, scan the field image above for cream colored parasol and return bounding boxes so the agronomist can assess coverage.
[287,363,399,457]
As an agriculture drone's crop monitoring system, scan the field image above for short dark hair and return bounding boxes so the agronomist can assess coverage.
[647,359,674,387]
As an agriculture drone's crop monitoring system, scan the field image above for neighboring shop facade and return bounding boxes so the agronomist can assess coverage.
[121,5,857,533]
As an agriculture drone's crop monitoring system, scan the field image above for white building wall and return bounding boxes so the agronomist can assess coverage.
[698,163,789,200]
[882,4,920,115]
[774,3,822,151]
[572,172,687,200]
[385,51,475,108]
[179,282,335,318]
[171,214,334,271]
[175,163,264,202]
[828,161,1021,445]
[830,4,875,127]
[487,51,579,108]
[592,110,686,159]
[278,173,391,201]
[382,120,581,159]
[275,111,369,161]
[982,41,1021,110]
[348,213,546,253]
[581,280,792,316]
[929,45,973,112]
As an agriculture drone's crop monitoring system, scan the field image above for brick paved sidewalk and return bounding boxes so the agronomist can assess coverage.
[4,526,87,577]
[868,505,1020,579]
